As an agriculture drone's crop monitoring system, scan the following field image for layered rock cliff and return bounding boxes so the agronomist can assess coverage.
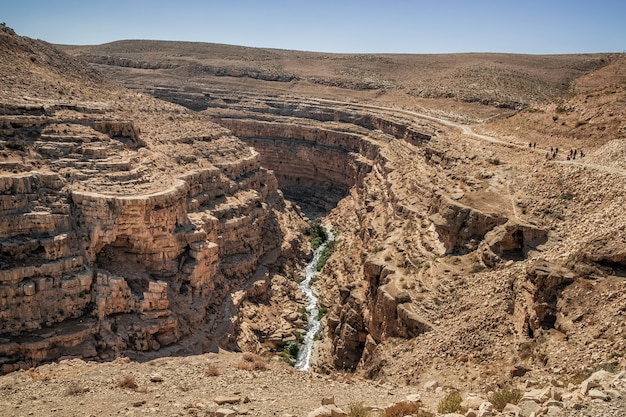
[0,26,308,373]
[196,93,564,374]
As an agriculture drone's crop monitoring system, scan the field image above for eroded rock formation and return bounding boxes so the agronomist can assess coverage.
[0,26,309,373]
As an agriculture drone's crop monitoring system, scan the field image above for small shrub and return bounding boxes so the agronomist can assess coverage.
[314,329,324,341]
[5,140,26,151]
[308,219,328,250]
[116,374,138,390]
[384,401,421,417]
[597,362,618,373]
[558,192,576,201]
[237,353,267,371]
[317,304,328,320]
[205,364,221,377]
[488,387,522,412]
[283,341,300,360]
[65,381,90,396]
[556,104,569,113]
[301,306,310,321]
[347,402,371,417]
[437,391,462,414]
[564,369,593,385]
[471,263,486,274]
[316,239,337,271]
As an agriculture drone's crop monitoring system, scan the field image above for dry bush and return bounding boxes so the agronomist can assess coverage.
[237,353,267,371]
[437,391,462,414]
[384,400,422,417]
[205,364,221,377]
[488,387,522,412]
[347,402,371,417]
[116,374,138,390]
[28,369,54,381]
[65,381,90,396]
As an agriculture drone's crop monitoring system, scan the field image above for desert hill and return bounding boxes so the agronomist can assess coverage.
[60,40,609,109]
[1,25,626,416]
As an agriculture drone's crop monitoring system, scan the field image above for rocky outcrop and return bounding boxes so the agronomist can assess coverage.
[216,118,378,216]
[429,194,508,254]
[363,259,432,341]
[0,30,309,370]
[480,221,549,267]
[0,139,300,370]
[516,260,577,337]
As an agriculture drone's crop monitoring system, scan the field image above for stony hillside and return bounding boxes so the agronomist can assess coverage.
[0,24,308,373]
[2,26,626,417]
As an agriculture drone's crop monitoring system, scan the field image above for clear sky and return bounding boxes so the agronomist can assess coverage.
[2,0,625,54]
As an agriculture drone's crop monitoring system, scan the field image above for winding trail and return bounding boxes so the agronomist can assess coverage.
[312,98,626,177]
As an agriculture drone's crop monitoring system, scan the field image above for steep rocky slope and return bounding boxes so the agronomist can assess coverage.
[0,25,309,372]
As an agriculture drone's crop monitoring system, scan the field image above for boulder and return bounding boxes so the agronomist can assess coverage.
[214,396,241,405]
[478,401,493,417]
[587,389,609,401]
[502,403,521,415]
[461,395,486,411]
[518,400,541,417]
[581,370,610,395]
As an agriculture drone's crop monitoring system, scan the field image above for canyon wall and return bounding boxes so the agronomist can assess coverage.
[204,97,454,369]
[0,100,307,373]
[201,95,555,373]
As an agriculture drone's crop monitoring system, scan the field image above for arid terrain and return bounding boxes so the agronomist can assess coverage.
[1,24,626,416]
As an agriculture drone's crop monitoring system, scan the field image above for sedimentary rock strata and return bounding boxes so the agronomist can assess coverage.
[0,26,308,372]
[3,28,626,417]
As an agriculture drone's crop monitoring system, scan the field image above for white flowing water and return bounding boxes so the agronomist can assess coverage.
[294,232,334,371]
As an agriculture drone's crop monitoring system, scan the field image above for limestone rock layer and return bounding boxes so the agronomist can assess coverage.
[0,26,308,373]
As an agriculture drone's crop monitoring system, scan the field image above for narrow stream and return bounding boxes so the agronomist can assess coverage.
[294,231,334,371]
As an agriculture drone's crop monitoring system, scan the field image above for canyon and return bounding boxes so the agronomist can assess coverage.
[1,24,626,416]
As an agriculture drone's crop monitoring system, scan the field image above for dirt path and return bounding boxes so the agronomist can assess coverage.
[314,98,626,177]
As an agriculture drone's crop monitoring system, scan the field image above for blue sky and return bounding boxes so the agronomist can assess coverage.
[2,0,625,54]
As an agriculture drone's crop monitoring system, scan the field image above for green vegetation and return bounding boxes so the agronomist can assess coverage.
[316,238,337,271]
[308,219,328,250]
[313,329,324,341]
[300,306,310,321]
[471,263,486,274]
[279,333,304,366]
[598,361,618,373]
[347,402,371,417]
[488,387,522,411]
[556,104,570,113]
[317,304,328,320]
[437,391,462,414]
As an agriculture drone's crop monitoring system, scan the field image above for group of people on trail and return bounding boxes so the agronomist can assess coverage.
[544,146,584,161]
[565,148,584,160]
